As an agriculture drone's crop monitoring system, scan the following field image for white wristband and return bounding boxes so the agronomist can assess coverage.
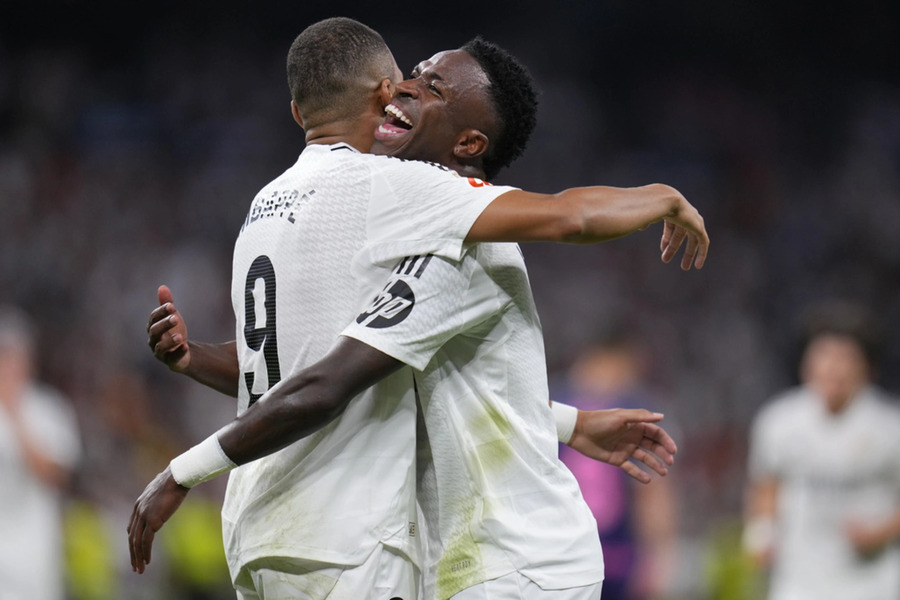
[742,516,776,554]
[551,401,578,445]
[169,434,238,488]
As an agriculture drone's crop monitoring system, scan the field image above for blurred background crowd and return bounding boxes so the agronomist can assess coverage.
[1,1,898,598]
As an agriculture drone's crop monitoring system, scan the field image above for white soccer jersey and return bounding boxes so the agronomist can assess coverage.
[343,243,604,598]
[748,386,900,600]
[0,384,81,600]
[222,142,514,583]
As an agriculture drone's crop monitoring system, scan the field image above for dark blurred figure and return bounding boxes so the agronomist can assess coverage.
[744,301,900,600]
[554,329,680,600]
[0,306,82,600]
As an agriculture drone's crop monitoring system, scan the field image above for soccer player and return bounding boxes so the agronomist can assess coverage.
[743,302,900,600]
[130,18,707,599]
[0,306,82,600]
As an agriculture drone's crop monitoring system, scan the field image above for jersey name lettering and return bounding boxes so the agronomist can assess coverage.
[241,188,316,231]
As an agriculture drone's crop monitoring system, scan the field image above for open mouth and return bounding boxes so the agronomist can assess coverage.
[375,103,413,140]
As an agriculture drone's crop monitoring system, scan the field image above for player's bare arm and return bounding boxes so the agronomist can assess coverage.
[216,337,402,463]
[146,295,675,473]
[466,183,708,270]
[564,405,678,484]
[128,336,402,573]
[845,509,900,557]
[742,475,779,567]
[0,394,71,489]
[147,285,240,397]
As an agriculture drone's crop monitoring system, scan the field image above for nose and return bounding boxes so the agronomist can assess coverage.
[395,79,418,98]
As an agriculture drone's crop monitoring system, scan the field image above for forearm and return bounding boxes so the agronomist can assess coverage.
[181,341,240,397]
[558,183,682,244]
[169,371,353,487]
[169,337,403,487]
[467,184,683,244]
[217,368,354,465]
[872,509,900,547]
[743,478,778,559]
[13,424,69,488]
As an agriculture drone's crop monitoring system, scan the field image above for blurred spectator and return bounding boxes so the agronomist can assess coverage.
[0,306,82,600]
[68,367,231,599]
[553,327,680,600]
[743,301,900,599]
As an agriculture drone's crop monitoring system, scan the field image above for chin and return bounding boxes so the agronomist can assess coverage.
[371,135,407,157]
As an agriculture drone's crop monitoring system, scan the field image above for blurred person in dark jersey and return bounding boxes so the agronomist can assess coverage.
[554,328,679,599]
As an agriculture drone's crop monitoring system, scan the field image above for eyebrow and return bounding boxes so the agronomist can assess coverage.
[411,64,443,81]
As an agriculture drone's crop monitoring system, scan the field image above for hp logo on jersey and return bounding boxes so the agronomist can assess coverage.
[356,278,415,328]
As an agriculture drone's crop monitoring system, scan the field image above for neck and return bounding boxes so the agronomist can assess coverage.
[304,115,379,153]
[440,158,486,180]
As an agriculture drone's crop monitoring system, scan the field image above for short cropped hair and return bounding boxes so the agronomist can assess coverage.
[0,305,36,357]
[460,37,538,180]
[287,17,396,127]
[799,300,882,366]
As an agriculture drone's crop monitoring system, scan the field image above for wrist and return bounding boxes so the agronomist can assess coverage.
[743,515,776,555]
[169,434,237,488]
[174,340,197,375]
[551,401,578,445]
[657,184,683,217]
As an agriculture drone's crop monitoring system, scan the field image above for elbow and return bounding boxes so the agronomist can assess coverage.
[285,370,348,423]
[262,369,349,433]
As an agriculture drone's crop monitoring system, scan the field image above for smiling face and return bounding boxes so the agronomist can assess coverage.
[371,49,497,173]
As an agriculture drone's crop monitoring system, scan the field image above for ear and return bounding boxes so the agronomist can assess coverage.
[453,129,489,160]
[290,100,304,128]
[377,77,395,108]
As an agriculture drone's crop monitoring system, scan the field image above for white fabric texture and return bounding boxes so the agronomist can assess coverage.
[551,401,578,445]
[0,384,81,600]
[169,433,237,488]
[222,143,512,585]
[343,240,604,600]
[748,385,900,600]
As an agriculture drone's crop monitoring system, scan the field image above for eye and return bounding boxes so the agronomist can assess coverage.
[427,82,441,97]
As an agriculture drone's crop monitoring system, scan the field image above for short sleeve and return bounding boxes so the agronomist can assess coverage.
[341,250,502,371]
[747,401,783,481]
[362,156,517,266]
[25,386,82,471]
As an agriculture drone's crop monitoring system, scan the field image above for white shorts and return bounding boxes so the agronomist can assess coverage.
[449,572,603,600]
[234,543,420,600]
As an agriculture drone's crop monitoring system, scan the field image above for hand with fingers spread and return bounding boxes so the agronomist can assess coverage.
[127,466,189,574]
[567,408,677,484]
[147,285,191,373]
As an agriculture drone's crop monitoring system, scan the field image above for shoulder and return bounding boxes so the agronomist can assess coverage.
[752,387,810,429]
[23,383,79,430]
[363,154,450,180]
[364,154,499,188]
[861,386,900,421]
